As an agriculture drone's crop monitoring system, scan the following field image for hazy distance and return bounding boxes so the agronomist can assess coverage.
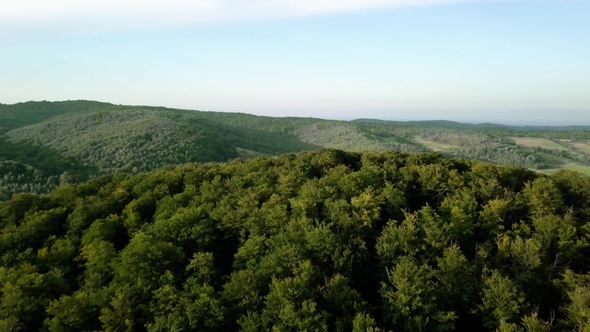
[1,0,589,125]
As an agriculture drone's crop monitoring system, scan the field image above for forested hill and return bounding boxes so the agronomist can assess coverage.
[354,118,590,131]
[3,100,590,200]
[2,149,590,331]
[0,100,114,134]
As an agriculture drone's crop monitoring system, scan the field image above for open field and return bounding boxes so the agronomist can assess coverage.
[509,137,569,151]
[561,163,590,176]
[566,142,590,154]
[540,162,590,177]
[413,136,457,151]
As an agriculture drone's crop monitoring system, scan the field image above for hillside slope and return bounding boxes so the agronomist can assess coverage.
[2,100,590,200]
[0,100,114,134]
[0,102,324,199]
[7,110,238,173]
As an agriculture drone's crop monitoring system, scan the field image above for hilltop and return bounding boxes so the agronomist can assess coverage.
[2,149,590,331]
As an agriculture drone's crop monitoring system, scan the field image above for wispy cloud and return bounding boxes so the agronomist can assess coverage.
[1,0,484,30]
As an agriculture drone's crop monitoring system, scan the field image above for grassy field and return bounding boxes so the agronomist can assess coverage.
[561,163,590,176]
[540,162,590,176]
[567,142,590,154]
[509,137,569,151]
[413,136,457,151]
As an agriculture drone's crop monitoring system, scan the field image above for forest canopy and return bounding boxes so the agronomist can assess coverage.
[2,149,590,331]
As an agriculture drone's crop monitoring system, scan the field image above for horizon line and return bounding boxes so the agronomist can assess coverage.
[4,99,590,128]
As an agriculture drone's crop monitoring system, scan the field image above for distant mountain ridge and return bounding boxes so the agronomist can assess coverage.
[3,100,588,133]
[353,118,590,131]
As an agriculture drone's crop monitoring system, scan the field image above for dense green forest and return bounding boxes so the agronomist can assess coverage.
[2,149,590,331]
[7,110,239,173]
[0,101,114,135]
[0,101,324,199]
[2,100,590,200]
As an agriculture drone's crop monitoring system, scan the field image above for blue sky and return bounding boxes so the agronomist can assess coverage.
[1,0,589,125]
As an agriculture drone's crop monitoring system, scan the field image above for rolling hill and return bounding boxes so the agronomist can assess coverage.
[1,100,590,200]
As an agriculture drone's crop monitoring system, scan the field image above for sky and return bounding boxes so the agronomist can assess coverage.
[1,0,589,125]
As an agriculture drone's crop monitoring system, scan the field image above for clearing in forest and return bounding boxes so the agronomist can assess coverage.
[567,142,590,154]
[413,136,457,151]
[509,137,569,151]
[561,163,590,176]
[541,162,590,177]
